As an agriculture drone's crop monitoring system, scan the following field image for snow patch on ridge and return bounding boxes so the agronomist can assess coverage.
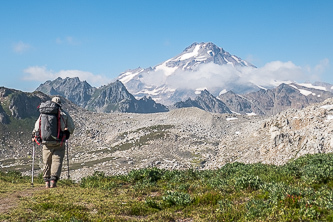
[270,80,293,87]
[231,55,239,62]
[219,89,228,95]
[118,70,142,84]
[139,85,176,96]
[195,87,207,94]
[195,56,207,62]
[299,89,313,96]
[178,44,201,61]
[155,60,178,76]
[299,83,326,91]
[207,50,214,56]
[290,84,313,96]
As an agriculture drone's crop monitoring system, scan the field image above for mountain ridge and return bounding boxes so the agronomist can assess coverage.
[36,79,168,113]
[2,85,333,183]
[35,76,333,116]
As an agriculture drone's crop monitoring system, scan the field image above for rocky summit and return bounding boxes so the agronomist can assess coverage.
[36,77,96,107]
[117,42,259,105]
[1,86,333,182]
[37,79,168,113]
[173,89,231,114]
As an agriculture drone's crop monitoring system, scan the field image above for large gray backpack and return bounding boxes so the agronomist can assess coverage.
[38,100,64,143]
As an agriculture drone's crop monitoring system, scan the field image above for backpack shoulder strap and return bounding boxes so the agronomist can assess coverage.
[57,107,61,139]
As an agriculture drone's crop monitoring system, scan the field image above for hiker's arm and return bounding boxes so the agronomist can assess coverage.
[31,116,40,142]
[32,116,40,133]
[66,113,75,134]
[61,111,75,139]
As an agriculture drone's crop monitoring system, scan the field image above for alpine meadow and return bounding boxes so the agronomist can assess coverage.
[1,2,333,219]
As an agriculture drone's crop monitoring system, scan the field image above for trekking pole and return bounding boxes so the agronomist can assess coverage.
[31,141,35,187]
[66,140,70,179]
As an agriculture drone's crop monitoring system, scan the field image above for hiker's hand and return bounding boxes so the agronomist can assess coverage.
[64,130,70,139]
[32,138,35,142]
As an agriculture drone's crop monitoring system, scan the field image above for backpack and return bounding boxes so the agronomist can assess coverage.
[37,100,65,144]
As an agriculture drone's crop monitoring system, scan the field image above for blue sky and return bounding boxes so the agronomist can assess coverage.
[1,0,332,91]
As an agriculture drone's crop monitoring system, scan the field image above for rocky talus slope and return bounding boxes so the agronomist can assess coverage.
[67,98,333,181]
[65,107,249,181]
[218,98,333,166]
[3,96,333,182]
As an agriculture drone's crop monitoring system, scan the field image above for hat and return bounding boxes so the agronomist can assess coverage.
[51,96,61,105]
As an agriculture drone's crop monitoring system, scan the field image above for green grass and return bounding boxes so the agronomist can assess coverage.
[108,124,175,151]
[1,153,333,221]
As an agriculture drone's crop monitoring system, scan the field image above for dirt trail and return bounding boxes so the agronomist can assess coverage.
[0,185,45,214]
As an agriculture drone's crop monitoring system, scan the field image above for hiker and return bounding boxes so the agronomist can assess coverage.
[32,96,75,188]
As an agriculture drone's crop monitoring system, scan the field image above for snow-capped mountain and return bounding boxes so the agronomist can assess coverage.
[117,42,259,105]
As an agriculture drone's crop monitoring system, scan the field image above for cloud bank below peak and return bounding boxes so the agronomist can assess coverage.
[139,59,330,91]
[22,58,329,92]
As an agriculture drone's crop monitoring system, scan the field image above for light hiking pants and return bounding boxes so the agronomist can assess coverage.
[42,143,65,181]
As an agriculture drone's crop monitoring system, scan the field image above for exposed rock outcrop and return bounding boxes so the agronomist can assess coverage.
[217,91,264,115]
[37,78,168,113]
[0,104,9,124]
[86,80,168,113]
[36,77,96,107]
[174,90,231,114]
[218,83,333,115]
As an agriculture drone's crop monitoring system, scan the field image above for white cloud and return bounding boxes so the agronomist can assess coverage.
[245,59,329,85]
[295,58,330,83]
[21,59,330,92]
[165,63,242,90]
[241,61,305,87]
[56,36,80,45]
[22,66,111,87]
[141,69,167,86]
[309,58,330,82]
[139,59,330,93]
[314,58,329,74]
[56,38,63,44]
[245,54,259,65]
[13,41,31,53]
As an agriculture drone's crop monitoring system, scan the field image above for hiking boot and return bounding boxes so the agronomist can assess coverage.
[45,181,50,188]
[50,180,57,188]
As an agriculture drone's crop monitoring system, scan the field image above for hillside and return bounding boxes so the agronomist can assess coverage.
[2,85,333,184]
